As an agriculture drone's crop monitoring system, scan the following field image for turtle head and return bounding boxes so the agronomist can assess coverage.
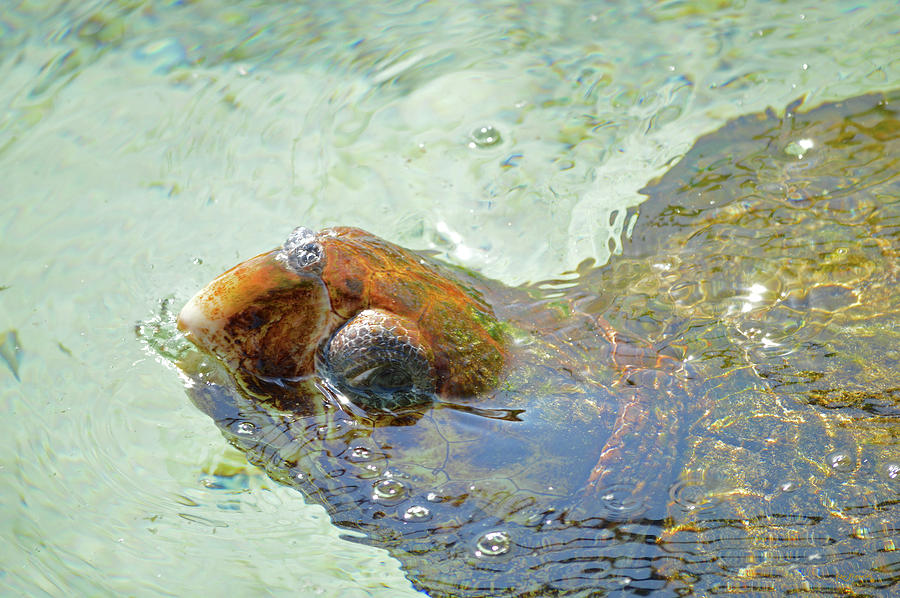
[177,226,508,410]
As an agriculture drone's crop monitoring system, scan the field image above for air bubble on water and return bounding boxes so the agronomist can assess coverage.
[598,483,646,519]
[372,479,406,502]
[475,530,511,557]
[469,125,502,149]
[780,480,799,492]
[826,451,854,473]
[784,138,814,159]
[669,477,709,511]
[879,461,900,481]
[235,421,256,435]
[402,505,432,522]
[348,447,371,462]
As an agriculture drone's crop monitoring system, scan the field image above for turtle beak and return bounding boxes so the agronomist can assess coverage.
[177,250,288,353]
[176,248,334,380]
[176,292,219,345]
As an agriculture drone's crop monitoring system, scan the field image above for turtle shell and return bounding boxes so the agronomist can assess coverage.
[167,88,899,597]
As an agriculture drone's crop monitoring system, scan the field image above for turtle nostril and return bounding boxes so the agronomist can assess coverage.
[277,227,325,274]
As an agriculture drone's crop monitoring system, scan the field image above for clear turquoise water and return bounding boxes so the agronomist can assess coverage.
[1,1,897,595]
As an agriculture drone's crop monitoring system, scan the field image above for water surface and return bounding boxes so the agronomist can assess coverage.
[1,1,897,595]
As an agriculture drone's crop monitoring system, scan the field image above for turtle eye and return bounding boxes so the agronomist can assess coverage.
[325,309,435,411]
[348,366,413,391]
[277,226,325,274]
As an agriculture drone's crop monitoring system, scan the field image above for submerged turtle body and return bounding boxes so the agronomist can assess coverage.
[169,90,899,597]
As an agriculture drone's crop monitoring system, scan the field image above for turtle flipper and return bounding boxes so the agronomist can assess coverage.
[585,367,684,519]
[583,319,689,519]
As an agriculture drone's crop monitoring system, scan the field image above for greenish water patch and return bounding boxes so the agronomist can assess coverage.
[0,330,23,381]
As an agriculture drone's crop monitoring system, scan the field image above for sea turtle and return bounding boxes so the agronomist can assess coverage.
[160,89,899,596]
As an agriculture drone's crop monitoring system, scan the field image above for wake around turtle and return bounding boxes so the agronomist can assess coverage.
[158,89,899,597]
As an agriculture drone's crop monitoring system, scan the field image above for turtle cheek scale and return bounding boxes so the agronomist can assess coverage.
[177,250,339,383]
[316,227,510,400]
[324,308,437,411]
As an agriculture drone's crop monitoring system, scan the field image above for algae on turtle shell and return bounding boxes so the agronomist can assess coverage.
[145,89,899,597]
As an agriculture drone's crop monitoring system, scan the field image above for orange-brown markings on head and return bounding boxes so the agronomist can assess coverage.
[319,227,508,398]
[318,237,374,318]
[183,227,509,398]
[224,283,332,380]
[181,250,336,381]
[190,252,301,324]
[422,299,506,397]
